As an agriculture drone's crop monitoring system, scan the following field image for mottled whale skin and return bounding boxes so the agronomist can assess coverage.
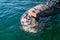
[20,2,54,33]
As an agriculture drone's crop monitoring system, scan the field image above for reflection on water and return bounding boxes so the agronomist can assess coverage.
[0,0,60,40]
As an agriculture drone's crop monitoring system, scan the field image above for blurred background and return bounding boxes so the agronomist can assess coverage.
[0,0,60,40]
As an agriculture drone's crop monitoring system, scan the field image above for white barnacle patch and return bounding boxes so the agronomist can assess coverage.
[20,13,39,33]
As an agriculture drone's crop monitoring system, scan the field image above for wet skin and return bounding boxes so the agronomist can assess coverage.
[35,2,60,21]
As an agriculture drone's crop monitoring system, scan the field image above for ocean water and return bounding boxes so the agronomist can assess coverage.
[0,0,60,40]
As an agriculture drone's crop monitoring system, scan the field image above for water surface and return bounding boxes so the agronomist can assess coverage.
[0,0,60,40]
